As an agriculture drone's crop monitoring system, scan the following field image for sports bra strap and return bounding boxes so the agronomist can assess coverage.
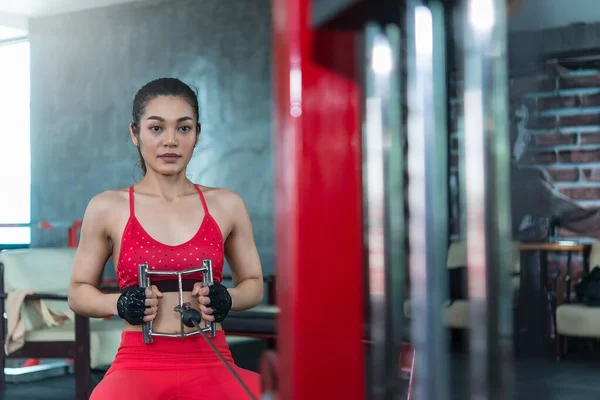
[128,186,135,216]
[129,185,206,217]
[194,185,209,215]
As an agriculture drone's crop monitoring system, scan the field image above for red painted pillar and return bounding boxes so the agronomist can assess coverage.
[272,1,365,399]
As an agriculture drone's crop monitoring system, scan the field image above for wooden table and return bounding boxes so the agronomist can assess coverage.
[516,242,591,358]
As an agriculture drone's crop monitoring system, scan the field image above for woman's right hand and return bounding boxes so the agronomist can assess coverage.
[143,286,162,322]
[116,285,163,325]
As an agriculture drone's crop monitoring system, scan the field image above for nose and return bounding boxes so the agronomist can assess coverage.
[163,129,178,147]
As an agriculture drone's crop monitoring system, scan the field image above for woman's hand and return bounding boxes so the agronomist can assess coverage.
[116,284,162,325]
[192,284,214,322]
[192,282,232,323]
[144,285,163,322]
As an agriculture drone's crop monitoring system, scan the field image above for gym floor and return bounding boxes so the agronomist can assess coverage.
[2,352,600,399]
[451,354,600,400]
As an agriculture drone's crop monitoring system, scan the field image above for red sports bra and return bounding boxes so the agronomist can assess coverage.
[116,185,224,291]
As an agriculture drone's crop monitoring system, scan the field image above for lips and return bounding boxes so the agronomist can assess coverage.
[158,154,181,162]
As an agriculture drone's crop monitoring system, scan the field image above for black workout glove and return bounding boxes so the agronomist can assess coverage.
[117,285,147,325]
[208,283,232,322]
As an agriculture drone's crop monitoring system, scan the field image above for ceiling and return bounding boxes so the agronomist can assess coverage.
[2,0,600,41]
[508,0,600,32]
[0,0,148,41]
[0,0,147,18]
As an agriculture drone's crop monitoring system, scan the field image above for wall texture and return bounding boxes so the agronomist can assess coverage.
[508,22,600,281]
[28,0,274,276]
[510,70,600,211]
[449,21,600,280]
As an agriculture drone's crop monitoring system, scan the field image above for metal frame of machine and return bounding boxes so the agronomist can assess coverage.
[272,1,365,399]
[272,0,513,399]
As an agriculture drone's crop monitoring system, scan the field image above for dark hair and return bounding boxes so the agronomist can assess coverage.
[130,77,200,175]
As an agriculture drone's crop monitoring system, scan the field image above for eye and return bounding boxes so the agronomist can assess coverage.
[179,126,192,133]
[149,126,162,133]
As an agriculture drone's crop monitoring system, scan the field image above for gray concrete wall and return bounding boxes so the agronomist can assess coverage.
[28,0,274,277]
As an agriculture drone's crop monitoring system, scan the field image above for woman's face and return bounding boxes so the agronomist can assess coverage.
[131,95,199,176]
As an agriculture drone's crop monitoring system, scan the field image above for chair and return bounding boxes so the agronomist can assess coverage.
[0,248,123,400]
[404,241,521,329]
[555,241,600,360]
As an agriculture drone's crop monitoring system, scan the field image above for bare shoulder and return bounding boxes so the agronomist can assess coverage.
[87,188,128,211]
[199,186,247,214]
[82,188,129,226]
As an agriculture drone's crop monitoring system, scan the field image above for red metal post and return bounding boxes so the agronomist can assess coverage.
[273,1,365,399]
[68,220,83,248]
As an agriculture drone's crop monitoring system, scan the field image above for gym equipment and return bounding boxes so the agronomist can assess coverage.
[137,260,217,343]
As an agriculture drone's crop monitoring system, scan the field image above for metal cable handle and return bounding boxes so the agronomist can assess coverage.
[138,260,216,344]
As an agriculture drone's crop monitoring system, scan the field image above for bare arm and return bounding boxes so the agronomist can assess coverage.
[67,193,120,318]
[224,193,264,311]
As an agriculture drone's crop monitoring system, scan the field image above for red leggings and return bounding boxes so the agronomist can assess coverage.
[90,331,260,400]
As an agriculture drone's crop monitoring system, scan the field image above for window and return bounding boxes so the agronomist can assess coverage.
[0,40,31,245]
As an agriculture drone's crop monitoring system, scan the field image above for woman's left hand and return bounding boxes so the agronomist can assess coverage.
[192,284,215,322]
[192,282,232,322]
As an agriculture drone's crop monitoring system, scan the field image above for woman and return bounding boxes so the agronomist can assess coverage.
[67,77,264,399]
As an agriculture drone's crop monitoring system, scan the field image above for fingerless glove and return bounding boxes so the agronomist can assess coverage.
[208,283,232,322]
[117,285,147,325]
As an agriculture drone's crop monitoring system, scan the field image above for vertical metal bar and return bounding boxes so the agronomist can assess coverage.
[458,116,467,239]
[203,259,214,284]
[383,23,406,400]
[201,259,216,337]
[363,26,387,396]
[406,1,450,399]
[138,263,153,344]
[446,4,460,242]
[463,0,514,398]
[431,0,450,253]
[363,19,406,399]
[177,272,184,308]
[177,272,184,338]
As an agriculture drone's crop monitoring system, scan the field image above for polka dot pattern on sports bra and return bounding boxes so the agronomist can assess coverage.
[116,185,224,291]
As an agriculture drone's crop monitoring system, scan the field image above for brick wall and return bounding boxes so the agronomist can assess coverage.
[514,68,600,279]
[511,69,600,214]
[443,21,600,291]
[449,67,600,280]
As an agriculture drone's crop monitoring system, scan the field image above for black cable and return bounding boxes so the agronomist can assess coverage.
[180,308,258,400]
